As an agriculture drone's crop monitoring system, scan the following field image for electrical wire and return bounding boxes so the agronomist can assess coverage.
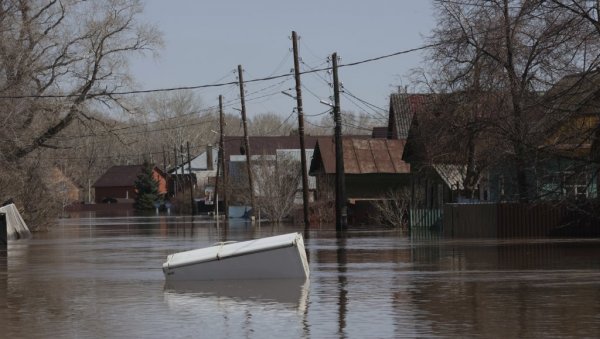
[0,44,437,99]
[53,116,218,141]
[40,142,214,161]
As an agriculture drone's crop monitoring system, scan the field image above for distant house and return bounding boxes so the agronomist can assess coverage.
[169,145,218,201]
[93,165,167,203]
[223,136,320,205]
[388,94,470,208]
[310,137,410,197]
[309,136,411,224]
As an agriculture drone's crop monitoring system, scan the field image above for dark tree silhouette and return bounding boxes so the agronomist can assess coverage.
[134,162,161,211]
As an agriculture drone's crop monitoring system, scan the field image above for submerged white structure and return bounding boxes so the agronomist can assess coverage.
[163,232,309,281]
[0,203,31,240]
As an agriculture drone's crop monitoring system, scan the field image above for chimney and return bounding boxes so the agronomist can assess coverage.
[207,144,214,171]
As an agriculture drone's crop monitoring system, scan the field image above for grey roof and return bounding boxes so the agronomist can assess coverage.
[388,93,437,139]
[433,164,466,190]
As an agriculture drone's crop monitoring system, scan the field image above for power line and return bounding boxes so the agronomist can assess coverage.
[38,142,214,161]
[49,79,292,141]
[53,116,218,141]
[342,92,387,122]
[0,44,436,100]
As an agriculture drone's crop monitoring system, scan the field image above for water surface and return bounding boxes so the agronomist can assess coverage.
[2,215,600,338]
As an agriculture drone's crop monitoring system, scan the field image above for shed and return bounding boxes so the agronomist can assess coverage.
[93,165,167,203]
[309,137,411,199]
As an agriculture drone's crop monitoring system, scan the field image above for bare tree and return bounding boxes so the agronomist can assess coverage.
[0,0,161,224]
[372,188,411,229]
[249,112,294,136]
[425,0,598,201]
[141,90,210,150]
[228,153,301,222]
[0,0,162,163]
[253,153,302,222]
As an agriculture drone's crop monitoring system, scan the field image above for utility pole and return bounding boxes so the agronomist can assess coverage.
[180,144,186,200]
[237,65,256,218]
[292,31,311,231]
[332,52,347,231]
[173,146,179,195]
[214,143,221,217]
[219,95,228,218]
[187,141,196,216]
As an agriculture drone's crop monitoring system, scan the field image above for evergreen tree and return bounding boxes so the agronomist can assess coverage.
[134,161,161,211]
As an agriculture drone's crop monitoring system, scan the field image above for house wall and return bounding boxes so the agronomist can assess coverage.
[153,169,168,194]
[345,174,410,198]
[95,168,167,203]
[410,170,453,209]
[95,186,134,203]
[315,173,410,200]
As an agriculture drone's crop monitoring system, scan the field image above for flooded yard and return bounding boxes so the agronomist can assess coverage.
[2,215,600,338]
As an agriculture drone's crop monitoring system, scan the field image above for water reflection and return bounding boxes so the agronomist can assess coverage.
[336,234,348,339]
[164,279,309,311]
[163,279,310,338]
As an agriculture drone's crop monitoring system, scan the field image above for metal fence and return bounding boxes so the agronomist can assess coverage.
[409,208,443,230]
[443,203,566,238]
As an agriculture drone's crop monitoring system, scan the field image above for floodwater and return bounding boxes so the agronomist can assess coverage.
[2,216,600,338]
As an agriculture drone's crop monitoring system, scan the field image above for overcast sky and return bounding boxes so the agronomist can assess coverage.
[130,0,436,126]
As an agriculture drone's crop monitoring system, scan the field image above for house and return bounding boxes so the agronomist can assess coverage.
[309,136,411,224]
[93,165,167,203]
[223,136,320,205]
[535,71,600,200]
[169,145,218,202]
[389,93,468,207]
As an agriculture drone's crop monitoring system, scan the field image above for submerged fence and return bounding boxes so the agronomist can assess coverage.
[443,203,567,238]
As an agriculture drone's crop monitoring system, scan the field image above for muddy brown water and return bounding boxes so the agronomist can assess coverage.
[1,215,599,338]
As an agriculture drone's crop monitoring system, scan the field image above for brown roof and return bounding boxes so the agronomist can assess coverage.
[309,137,410,175]
[93,165,164,188]
[223,135,321,159]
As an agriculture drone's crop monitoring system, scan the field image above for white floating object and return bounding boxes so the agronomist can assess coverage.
[163,232,309,281]
[0,203,31,240]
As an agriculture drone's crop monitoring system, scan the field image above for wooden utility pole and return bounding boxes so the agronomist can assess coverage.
[237,65,256,217]
[186,141,196,216]
[292,31,311,230]
[332,52,347,231]
[179,144,186,204]
[214,144,221,216]
[173,146,179,195]
[219,95,228,217]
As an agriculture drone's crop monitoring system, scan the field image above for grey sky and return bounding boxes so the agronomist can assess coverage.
[131,0,435,126]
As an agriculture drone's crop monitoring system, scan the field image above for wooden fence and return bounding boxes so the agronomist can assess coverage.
[443,203,566,238]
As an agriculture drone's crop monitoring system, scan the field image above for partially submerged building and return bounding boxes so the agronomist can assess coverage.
[93,165,167,203]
